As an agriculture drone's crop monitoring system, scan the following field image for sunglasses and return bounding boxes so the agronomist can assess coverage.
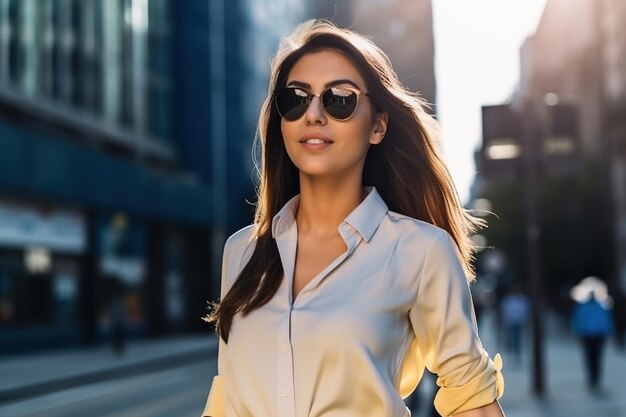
[275,86,371,121]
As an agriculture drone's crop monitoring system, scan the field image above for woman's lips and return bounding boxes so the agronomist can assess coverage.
[300,137,333,151]
[299,134,333,151]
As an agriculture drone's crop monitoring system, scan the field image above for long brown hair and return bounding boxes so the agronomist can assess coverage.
[206,20,484,342]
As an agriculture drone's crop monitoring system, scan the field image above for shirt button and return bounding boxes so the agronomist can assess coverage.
[281,389,288,398]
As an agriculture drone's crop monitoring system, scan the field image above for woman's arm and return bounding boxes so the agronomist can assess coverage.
[453,400,505,417]
[409,231,505,416]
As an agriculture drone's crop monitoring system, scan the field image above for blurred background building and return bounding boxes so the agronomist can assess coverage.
[315,0,436,113]
[473,0,626,313]
[0,0,436,355]
[0,0,311,354]
[347,0,436,114]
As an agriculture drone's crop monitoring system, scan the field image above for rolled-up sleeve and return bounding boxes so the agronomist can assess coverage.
[408,231,504,416]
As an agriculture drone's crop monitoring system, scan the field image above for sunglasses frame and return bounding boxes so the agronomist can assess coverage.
[274,85,371,122]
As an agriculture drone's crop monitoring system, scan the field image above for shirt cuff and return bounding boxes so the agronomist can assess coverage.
[201,375,225,417]
[433,352,505,416]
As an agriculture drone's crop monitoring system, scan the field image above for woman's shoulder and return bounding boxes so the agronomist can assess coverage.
[223,224,257,273]
[383,211,464,279]
[385,210,450,244]
[225,224,256,249]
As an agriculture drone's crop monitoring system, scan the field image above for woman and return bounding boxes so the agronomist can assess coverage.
[202,20,505,417]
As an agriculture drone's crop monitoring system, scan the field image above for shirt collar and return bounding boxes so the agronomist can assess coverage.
[271,194,300,239]
[345,187,388,242]
[271,186,389,243]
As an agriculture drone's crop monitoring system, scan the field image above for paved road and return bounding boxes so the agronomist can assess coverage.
[480,311,626,417]
[0,359,216,417]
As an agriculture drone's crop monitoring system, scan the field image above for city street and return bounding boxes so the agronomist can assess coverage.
[1,310,624,417]
[481,312,626,417]
[0,1,625,416]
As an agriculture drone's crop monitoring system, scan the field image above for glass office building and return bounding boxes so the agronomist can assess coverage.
[0,0,311,354]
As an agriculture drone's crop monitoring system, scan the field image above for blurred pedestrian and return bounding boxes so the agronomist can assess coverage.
[500,285,530,364]
[200,20,504,417]
[570,276,614,391]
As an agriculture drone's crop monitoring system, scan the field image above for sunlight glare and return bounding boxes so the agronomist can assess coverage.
[433,0,549,203]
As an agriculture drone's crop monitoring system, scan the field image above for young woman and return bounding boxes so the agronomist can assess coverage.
[202,20,505,417]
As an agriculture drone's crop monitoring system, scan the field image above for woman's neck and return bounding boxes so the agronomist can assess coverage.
[296,175,366,238]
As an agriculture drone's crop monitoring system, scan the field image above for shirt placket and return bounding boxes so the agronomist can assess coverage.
[275,223,297,417]
[274,221,360,417]
[276,307,295,417]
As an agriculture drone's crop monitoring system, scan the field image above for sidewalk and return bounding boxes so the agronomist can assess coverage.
[0,334,218,404]
[479,310,626,417]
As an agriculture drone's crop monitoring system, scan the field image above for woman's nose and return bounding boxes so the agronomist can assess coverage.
[303,95,327,125]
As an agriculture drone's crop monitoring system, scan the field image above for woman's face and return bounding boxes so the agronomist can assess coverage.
[280,49,387,180]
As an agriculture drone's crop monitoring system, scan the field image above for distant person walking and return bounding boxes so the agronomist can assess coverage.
[570,276,614,391]
[500,285,530,363]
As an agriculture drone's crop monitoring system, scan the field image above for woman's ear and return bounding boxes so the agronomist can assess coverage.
[369,112,388,145]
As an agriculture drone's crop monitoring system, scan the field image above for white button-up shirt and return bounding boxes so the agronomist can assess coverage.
[203,187,503,417]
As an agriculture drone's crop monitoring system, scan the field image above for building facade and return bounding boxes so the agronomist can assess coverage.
[520,0,626,290]
[0,0,311,354]
[517,0,603,155]
[342,0,437,114]
[474,0,626,294]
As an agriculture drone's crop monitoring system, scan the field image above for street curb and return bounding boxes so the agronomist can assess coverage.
[0,344,217,404]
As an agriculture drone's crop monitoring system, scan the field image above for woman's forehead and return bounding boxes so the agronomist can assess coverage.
[286,49,365,89]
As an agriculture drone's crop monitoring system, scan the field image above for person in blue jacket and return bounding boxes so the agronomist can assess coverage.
[571,276,615,391]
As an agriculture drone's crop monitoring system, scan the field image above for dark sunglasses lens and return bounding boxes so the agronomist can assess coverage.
[276,88,309,121]
[322,87,358,120]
